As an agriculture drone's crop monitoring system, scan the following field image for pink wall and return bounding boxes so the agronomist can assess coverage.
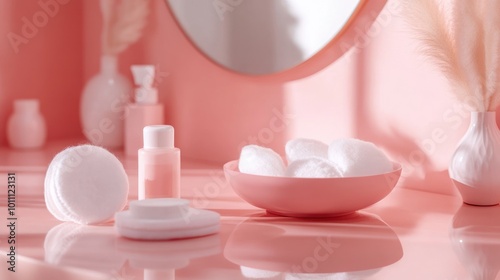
[0,0,83,147]
[1,0,486,196]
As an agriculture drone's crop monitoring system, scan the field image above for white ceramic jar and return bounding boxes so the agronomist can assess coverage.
[7,99,47,149]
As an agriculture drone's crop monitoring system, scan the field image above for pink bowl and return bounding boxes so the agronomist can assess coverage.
[223,160,402,217]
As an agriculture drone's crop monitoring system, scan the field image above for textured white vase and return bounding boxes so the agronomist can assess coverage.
[80,55,132,149]
[7,99,47,149]
[449,111,500,206]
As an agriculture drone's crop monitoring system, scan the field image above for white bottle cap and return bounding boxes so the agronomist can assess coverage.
[131,65,158,105]
[143,125,174,149]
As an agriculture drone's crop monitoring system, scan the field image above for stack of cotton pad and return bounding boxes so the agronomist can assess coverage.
[44,145,129,225]
[238,138,392,178]
[114,198,220,240]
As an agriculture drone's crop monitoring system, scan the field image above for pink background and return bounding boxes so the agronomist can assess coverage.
[1,0,495,195]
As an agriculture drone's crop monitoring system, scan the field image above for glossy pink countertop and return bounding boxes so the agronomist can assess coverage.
[1,143,500,280]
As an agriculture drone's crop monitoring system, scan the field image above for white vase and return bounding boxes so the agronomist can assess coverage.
[7,99,47,149]
[451,206,500,280]
[449,111,500,206]
[80,55,132,149]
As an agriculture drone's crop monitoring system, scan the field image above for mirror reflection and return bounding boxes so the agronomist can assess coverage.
[167,0,361,75]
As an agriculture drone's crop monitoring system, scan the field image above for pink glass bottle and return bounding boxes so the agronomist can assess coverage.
[138,125,180,200]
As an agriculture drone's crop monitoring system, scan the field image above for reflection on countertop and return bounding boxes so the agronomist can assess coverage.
[451,205,500,280]
[224,212,403,279]
[43,222,221,280]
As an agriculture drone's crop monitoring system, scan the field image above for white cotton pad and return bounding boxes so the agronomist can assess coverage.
[286,157,342,178]
[44,222,125,272]
[285,138,328,163]
[44,145,129,225]
[239,145,286,177]
[114,198,220,240]
[240,266,281,279]
[327,138,392,177]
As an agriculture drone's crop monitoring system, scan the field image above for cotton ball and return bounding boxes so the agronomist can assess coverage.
[286,157,342,178]
[285,138,328,163]
[239,145,286,176]
[328,138,392,177]
[240,266,281,279]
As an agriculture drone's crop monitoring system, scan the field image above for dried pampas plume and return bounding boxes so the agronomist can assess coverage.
[403,0,500,111]
[101,0,150,56]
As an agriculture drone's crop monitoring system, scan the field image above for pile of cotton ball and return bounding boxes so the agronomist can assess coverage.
[238,138,393,178]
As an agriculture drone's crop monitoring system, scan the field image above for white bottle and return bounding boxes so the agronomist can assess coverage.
[138,125,181,200]
[124,65,164,156]
[7,99,47,149]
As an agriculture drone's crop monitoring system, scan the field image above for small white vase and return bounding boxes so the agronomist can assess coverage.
[7,99,47,149]
[80,55,132,149]
[449,111,500,206]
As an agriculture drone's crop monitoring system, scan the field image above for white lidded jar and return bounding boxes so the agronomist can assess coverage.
[7,99,47,149]
[449,111,500,206]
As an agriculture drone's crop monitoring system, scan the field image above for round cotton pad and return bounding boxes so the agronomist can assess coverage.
[44,222,126,271]
[44,145,129,225]
[115,198,220,240]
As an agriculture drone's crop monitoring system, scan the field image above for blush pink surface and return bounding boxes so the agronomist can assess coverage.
[1,0,499,195]
[0,134,497,279]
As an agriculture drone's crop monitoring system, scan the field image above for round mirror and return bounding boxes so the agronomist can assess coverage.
[166,0,385,76]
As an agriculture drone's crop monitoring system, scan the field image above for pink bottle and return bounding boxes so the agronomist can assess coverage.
[138,125,180,200]
[125,65,164,157]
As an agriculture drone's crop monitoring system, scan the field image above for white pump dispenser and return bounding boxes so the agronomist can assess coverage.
[131,65,158,105]
[124,65,165,157]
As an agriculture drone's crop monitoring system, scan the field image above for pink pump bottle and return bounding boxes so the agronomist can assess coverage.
[138,125,180,200]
